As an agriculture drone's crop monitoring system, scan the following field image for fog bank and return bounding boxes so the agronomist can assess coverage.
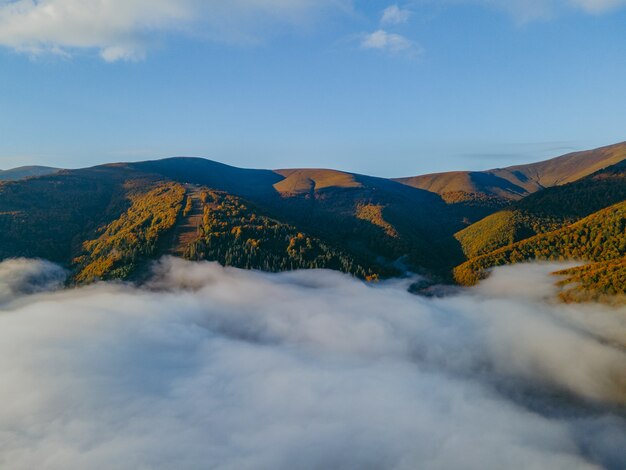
[0,258,625,469]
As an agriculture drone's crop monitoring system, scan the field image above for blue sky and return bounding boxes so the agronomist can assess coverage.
[0,0,625,177]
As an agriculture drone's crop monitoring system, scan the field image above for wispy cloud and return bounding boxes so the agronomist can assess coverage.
[0,0,348,61]
[360,29,421,57]
[359,4,420,58]
[573,0,626,13]
[463,0,626,21]
[381,4,412,24]
[0,0,624,62]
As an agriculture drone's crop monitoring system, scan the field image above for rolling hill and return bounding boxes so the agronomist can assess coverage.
[273,168,362,195]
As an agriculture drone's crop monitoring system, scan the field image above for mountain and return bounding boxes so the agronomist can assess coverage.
[454,160,626,259]
[0,142,625,302]
[128,159,470,273]
[0,160,464,283]
[395,142,626,203]
[0,165,60,181]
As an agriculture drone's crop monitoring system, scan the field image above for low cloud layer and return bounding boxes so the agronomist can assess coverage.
[0,257,625,469]
[0,258,65,304]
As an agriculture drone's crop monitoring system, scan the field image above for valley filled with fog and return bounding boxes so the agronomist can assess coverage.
[0,258,625,470]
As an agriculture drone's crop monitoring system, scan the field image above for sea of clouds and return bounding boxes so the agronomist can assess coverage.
[0,257,625,469]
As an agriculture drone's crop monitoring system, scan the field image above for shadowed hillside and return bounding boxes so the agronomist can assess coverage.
[128,157,283,197]
[0,166,141,262]
[262,173,466,276]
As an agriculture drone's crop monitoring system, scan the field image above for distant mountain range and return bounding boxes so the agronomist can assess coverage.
[0,165,59,181]
[1,142,624,302]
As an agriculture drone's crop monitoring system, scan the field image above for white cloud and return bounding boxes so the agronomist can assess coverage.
[0,0,347,61]
[466,0,626,21]
[571,0,626,12]
[361,29,421,57]
[381,4,411,24]
[2,0,621,62]
[0,258,625,469]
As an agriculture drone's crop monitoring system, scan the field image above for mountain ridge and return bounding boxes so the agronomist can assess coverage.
[394,141,626,202]
[1,141,625,302]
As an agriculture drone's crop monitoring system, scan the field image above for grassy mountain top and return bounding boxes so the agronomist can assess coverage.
[395,171,532,201]
[396,141,626,203]
[273,169,362,195]
[503,141,626,187]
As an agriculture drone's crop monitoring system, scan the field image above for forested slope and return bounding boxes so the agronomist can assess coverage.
[73,181,186,282]
[454,201,626,298]
[555,260,626,303]
[185,189,385,279]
